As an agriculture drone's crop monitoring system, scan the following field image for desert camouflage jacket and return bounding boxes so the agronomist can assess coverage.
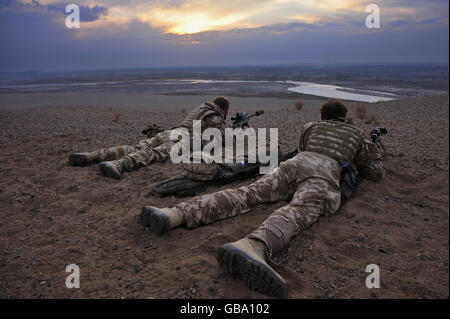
[299,119,385,182]
[178,102,227,138]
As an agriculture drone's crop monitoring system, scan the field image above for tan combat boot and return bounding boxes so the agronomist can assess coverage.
[140,206,184,234]
[69,152,99,166]
[216,237,288,298]
[99,159,125,180]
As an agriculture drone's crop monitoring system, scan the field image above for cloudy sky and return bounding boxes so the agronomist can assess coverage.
[0,0,448,71]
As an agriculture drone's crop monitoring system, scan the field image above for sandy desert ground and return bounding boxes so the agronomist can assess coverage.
[0,93,448,298]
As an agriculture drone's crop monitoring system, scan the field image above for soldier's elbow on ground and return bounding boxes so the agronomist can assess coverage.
[362,167,385,182]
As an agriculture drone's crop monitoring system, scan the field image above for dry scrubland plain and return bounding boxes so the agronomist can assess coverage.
[0,94,448,298]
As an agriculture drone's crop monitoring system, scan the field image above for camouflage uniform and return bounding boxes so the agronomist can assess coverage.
[88,102,226,171]
[174,119,384,254]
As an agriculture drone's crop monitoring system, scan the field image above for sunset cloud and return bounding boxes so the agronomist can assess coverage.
[131,0,361,34]
[1,0,448,70]
[4,0,447,35]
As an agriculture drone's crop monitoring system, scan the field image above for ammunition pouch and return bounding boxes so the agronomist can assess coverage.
[340,162,359,201]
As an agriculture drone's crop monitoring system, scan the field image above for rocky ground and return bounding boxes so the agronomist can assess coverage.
[0,93,448,298]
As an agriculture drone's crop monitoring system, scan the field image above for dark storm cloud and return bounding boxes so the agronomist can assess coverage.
[0,0,108,22]
[45,2,108,22]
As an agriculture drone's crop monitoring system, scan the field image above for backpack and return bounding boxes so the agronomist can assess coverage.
[181,162,260,182]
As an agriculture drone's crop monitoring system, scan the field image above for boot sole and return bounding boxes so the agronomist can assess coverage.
[141,206,169,234]
[69,154,90,166]
[99,163,121,180]
[216,244,288,298]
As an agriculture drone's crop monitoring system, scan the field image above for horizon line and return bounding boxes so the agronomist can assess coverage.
[1,62,449,74]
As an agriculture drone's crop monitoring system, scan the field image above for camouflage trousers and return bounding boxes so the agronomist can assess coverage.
[91,130,175,171]
[175,151,342,253]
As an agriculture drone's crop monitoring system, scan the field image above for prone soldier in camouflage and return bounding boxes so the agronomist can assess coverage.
[140,100,385,298]
[68,97,229,179]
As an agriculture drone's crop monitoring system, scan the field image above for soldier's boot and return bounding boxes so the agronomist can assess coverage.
[99,159,127,180]
[69,152,99,166]
[140,206,184,234]
[216,238,288,298]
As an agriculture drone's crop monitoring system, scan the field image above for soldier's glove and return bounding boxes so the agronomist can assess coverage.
[142,124,164,138]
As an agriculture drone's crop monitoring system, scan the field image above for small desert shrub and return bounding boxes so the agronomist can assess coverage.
[295,100,304,111]
[112,111,122,123]
[354,104,367,120]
